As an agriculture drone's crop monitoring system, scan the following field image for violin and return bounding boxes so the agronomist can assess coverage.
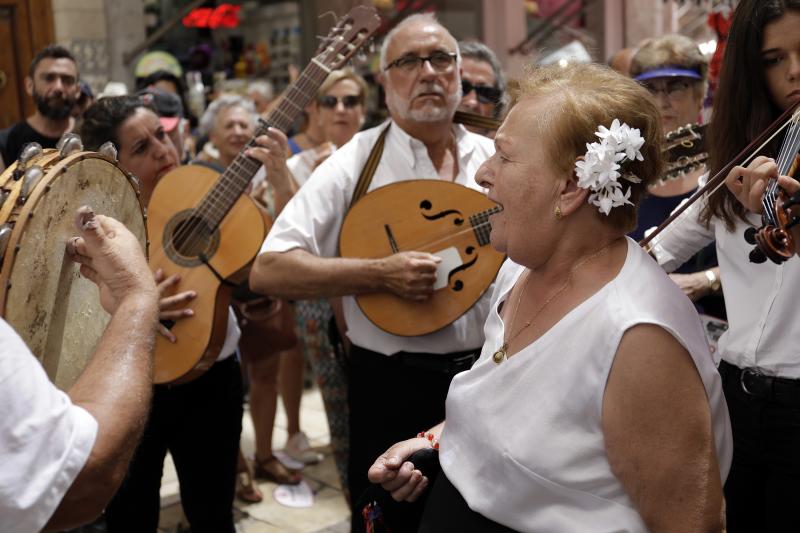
[640,101,800,255]
[744,113,800,264]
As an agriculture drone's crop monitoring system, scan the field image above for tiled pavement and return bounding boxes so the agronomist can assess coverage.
[157,387,351,532]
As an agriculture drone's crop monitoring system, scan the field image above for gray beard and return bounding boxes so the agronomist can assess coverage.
[386,84,462,123]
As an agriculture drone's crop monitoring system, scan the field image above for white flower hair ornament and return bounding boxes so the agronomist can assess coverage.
[574,119,645,216]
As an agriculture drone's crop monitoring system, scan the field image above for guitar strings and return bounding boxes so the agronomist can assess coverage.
[169,58,331,254]
[166,65,330,257]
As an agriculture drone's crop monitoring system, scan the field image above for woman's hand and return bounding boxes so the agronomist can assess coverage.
[669,271,711,301]
[367,437,432,502]
[154,268,196,342]
[311,142,335,171]
[725,156,779,214]
[246,128,296,195]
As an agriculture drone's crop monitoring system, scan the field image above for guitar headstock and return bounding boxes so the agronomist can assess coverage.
[662,123,708,181]
[315,6,382,71]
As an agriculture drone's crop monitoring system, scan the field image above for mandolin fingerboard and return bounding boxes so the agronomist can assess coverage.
[469,206,502,246]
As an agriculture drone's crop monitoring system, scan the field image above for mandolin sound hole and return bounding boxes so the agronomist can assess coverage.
[163,210,221,267]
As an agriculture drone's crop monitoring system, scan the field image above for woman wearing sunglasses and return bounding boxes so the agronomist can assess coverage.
[287,69,368,184]
[628,35,725,321]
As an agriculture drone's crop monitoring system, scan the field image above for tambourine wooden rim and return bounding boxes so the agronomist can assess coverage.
[0,151,145,316]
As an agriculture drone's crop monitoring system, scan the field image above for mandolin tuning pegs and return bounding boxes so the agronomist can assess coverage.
[744,226,758,245]
[749,247,768,264]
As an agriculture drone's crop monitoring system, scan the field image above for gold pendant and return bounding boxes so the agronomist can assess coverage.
[492,343,507,365]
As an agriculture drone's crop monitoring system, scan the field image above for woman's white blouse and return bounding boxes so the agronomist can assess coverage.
[440,238,732,532]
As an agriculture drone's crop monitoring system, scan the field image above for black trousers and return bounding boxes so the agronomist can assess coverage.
[720,361,800,532]
[419,472,516,532]
[347,344,477,531]
[105,356,244,533]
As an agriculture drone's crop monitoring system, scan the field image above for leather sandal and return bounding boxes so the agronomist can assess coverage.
[254,455,302,485]
[236,468,263,503]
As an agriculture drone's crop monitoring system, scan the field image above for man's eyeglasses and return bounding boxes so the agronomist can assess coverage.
[318,95,363,109]
[384,51,457,73]
[640,79,696,101]
[461,80,502,104]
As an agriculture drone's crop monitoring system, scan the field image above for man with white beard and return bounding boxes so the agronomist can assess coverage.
[250,13,495,511]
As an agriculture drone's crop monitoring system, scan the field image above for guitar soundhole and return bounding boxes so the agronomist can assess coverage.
[163,210,221,267]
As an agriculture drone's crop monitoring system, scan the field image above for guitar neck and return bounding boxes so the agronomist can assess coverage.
[197,62,331,229]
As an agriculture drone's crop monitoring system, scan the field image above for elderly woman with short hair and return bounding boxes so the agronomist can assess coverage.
[369,63,732,532]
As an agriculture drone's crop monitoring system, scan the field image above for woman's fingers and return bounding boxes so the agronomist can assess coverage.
[159,290,197,310]
[157,323,176,343]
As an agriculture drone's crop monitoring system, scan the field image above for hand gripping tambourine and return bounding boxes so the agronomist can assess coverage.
[0,139,146,390]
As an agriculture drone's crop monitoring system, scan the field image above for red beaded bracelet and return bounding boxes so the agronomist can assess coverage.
[417,431,440,450]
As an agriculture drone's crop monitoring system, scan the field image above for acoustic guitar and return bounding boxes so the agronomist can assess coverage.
[148,6,381,384]
[339,180,504,337]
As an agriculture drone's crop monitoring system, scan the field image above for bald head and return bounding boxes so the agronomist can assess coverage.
[380,14,459,71]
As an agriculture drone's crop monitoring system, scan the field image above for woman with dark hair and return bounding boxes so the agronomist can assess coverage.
[80,95,286,533]
[648,1,800,530]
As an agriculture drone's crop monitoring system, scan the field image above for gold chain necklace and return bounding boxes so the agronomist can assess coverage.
[492,239,622,365]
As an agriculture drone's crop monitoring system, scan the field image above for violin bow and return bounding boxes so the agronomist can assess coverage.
[640,100,800,251]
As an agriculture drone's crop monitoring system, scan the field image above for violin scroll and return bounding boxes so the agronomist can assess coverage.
[748,187,800,264]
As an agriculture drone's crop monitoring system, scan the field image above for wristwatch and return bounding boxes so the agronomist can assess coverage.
[704,269,721,292]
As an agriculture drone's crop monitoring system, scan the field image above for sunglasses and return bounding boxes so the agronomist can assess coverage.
[318,95,362,109]
[461,80,502,104]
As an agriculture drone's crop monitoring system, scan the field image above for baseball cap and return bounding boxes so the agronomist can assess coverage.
[137,88,184,132]
[633,66,703,82]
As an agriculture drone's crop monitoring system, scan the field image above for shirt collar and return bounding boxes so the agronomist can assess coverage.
[388,119,478,170]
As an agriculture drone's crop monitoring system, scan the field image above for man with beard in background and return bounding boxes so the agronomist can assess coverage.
[0,45,79,170]
[250,13,495,515]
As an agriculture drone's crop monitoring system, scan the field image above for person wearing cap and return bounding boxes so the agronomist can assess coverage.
[138,87,188,163]
[629,35,724,320]
[72,81,95,127]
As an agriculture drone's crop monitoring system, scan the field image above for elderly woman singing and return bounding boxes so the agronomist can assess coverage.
[368,63,732,532]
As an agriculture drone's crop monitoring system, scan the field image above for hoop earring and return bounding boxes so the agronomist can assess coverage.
[555,205,562,219]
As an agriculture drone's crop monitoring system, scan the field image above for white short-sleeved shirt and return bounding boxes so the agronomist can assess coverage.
[441,239,732,532]
[0,319,98,533]
[261,120,496,355]
[650,197,800,378]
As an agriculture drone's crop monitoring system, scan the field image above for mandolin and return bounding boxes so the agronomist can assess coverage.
[148,6,381,384]
[339,180,504,337]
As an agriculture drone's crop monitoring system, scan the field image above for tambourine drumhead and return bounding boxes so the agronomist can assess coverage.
[0,151,146,390]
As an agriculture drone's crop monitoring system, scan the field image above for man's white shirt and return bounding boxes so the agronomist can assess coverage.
[0,319,98,532]
[261,120,496,355]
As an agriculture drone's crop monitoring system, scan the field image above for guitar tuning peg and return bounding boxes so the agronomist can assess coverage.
[744,226,757,245]
[749,247,768,264]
